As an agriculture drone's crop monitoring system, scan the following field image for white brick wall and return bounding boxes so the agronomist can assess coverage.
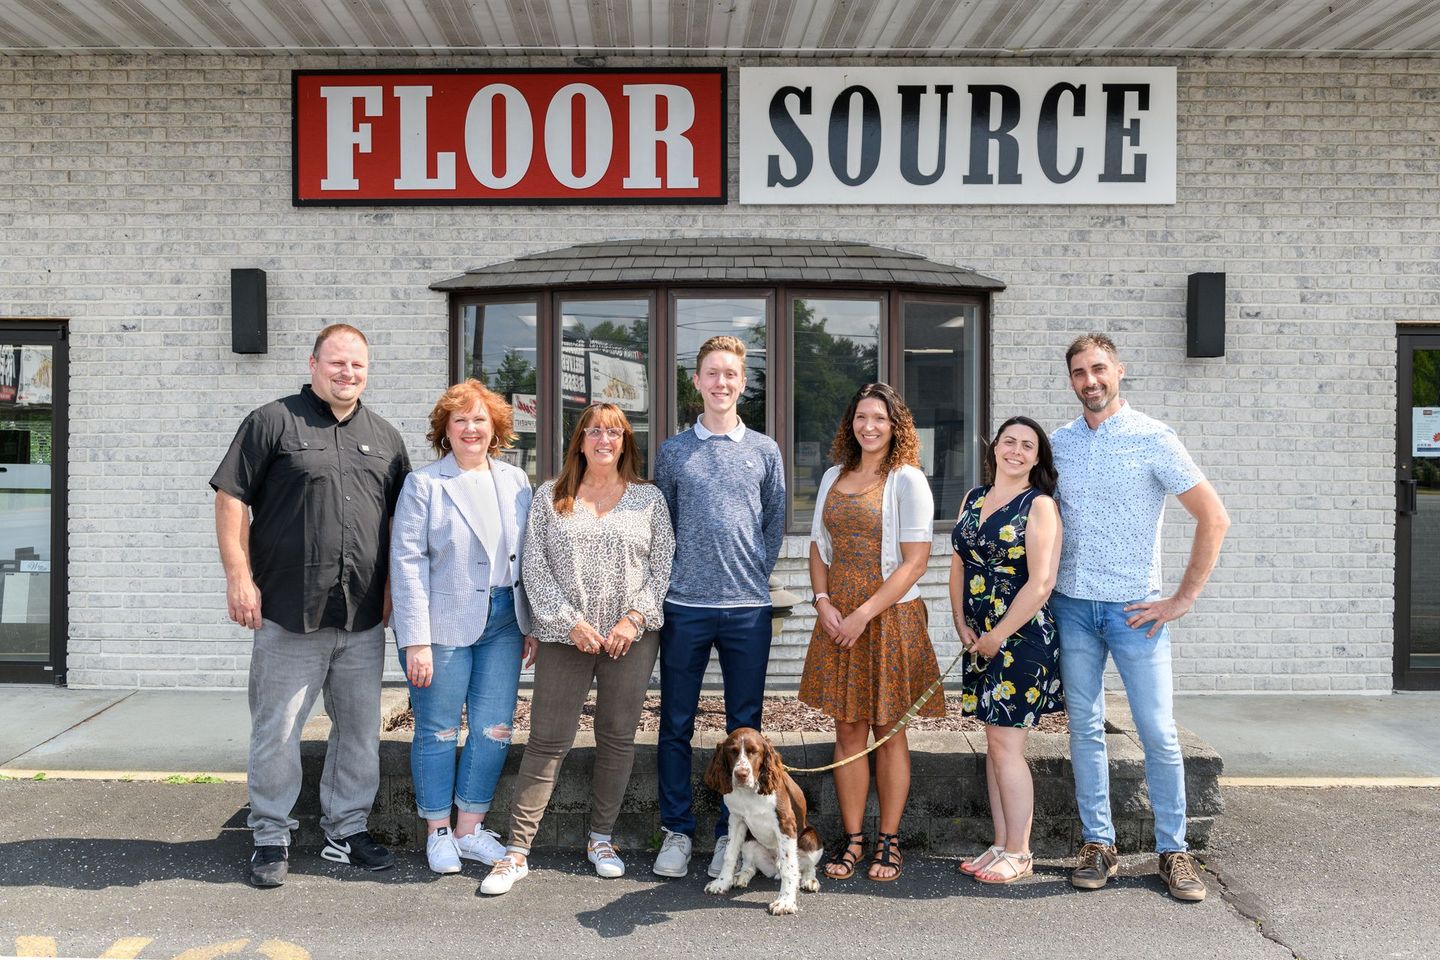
[2,54,1433,691]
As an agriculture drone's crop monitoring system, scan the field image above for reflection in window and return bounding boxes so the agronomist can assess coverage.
[903,300,979,522]
[461,301,540,485]
[560,299,651,476]
[674,297,767,433]
[0,343,54,660]
[790,297,881,530]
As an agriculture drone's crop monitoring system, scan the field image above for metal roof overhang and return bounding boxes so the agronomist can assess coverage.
[1,0,1437,57]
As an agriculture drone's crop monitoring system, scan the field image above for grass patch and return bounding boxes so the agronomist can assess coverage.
[163,774,225,784]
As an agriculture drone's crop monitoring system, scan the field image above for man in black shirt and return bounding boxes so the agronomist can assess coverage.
[211,323,411,887]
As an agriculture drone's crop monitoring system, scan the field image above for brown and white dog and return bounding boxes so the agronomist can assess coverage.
[702,727,823,915]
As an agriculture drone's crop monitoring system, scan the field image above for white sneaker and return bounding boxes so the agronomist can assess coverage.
[652,827,692,878]
[455,825,506,865]
[587,839,625,879]
[479,854,529,896]
[707,835,731,879]
[425,827,461,875]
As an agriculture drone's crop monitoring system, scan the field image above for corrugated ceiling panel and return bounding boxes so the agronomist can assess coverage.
[0,0,1437,54]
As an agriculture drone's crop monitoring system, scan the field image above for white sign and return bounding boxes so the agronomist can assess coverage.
[17,347,52,405]
[740,66,1176,205]
[1414,407,1440,457]
[588,352,648,412]
[512,393,537,434]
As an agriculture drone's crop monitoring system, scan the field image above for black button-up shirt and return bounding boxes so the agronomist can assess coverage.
[210,385,411,634]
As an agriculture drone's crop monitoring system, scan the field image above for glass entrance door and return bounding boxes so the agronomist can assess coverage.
[1397,331,1440,690]
[0,325,66,684]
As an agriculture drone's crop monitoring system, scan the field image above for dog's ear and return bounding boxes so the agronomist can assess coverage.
[756,739,783,796]
[704,741,734,795]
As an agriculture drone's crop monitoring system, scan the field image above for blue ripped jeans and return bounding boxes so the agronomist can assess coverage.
[399,588,523,821]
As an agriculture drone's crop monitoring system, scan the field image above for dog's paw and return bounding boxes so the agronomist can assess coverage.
[704,879,732,896]
[733,870,755,889]
[767,897,799,916]
[800,877,820,893]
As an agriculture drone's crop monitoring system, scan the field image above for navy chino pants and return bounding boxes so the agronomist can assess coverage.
[657,601,773,838]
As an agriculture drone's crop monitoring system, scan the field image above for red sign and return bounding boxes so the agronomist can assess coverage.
[293,69,726,205]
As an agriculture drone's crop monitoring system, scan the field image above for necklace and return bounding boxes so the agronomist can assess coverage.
[578,478,625,515]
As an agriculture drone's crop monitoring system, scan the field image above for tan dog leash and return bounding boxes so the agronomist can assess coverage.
[782,646,967,775]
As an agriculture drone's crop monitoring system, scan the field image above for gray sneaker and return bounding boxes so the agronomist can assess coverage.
[707,835,731,878]
[248,845,287,888]
[652,828,692,878]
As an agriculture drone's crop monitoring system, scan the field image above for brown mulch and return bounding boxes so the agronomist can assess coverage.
[387,695,1068,734]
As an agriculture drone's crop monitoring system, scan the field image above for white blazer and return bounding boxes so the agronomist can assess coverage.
[810,463,935,604]
[389,453,533,647]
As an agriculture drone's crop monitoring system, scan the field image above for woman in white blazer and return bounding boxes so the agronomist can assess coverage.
[798,382,943,883]
[390,379,537,875]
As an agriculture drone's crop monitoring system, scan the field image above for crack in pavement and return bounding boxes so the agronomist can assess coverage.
[1206,857,1305,960]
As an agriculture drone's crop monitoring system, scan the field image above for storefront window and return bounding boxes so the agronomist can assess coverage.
[903,299,980,522]
[790,296,882,530]
[460,300,540,485]
[673,295,768,433]
[559,297,652,475]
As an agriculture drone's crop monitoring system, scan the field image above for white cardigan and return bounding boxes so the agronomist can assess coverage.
[810,463,935,604]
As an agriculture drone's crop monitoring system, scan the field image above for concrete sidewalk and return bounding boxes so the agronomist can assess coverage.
[2,685,1438,781]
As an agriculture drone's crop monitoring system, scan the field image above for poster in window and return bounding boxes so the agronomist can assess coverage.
[587,351,648,412]
[17,348,53,405]
[1414,408,1440,457]
[512,393,538,434]
[0,348,16,402]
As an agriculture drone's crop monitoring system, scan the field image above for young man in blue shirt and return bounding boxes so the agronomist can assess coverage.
[651,335,786,878]
[1050,332,1230,902]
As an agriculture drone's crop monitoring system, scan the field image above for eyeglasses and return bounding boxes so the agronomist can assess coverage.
[584,427,624,441]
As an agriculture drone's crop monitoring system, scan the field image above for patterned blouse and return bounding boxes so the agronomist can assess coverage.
[522,480,676,644]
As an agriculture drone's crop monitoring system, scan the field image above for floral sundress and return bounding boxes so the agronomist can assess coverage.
[951,485,1064,728]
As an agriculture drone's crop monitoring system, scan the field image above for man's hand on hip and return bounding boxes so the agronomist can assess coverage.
[1122,594,1194,638]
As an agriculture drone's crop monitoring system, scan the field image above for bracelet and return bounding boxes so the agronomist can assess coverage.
[623,611,646,633]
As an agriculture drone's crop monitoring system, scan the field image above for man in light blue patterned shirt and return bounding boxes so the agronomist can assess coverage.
[1050,332,1230,903]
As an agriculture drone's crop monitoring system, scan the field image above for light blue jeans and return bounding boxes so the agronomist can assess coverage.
[399,588,523,821]
[1051,592,1188,853]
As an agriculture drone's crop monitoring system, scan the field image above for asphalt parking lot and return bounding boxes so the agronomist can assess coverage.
[2,780,1434,960]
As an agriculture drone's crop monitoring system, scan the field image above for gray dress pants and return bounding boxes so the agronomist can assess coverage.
[247,619,385,846]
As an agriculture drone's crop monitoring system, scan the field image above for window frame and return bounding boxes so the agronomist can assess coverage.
[448,282,992,532]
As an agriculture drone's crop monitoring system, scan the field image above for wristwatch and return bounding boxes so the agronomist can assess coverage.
[813,592,830,606]
[624,611,646,633]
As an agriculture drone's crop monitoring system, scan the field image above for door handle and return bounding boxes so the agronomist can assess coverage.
[1399,479,1419,515]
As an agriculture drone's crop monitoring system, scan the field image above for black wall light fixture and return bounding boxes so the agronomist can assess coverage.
[1186,272,1225,358]
[231,268,268,354]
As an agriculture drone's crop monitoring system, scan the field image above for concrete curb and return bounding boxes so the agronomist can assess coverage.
[294,691,1224,856]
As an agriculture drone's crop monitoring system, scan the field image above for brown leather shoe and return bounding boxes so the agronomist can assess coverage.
[1158,851,1207,901]
[1070,841,1119,889]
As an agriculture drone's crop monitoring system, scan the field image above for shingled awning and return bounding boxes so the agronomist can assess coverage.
[431,238,1004,293]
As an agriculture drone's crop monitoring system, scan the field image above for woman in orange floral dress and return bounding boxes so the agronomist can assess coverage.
[798,383,941,883]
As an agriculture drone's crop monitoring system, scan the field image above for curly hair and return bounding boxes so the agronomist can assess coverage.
[425,379,515,458]
[828,382,921,475]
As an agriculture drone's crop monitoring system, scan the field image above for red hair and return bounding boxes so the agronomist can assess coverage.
[425,380,514,458]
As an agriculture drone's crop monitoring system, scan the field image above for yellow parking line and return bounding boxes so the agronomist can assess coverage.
[1220,775,1440,787]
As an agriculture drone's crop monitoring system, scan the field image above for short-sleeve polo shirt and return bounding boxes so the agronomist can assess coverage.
[210,385,411,634]
[1051,402,1205,603]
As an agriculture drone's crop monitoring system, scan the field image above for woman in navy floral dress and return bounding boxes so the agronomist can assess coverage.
[949,415,1064,884]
